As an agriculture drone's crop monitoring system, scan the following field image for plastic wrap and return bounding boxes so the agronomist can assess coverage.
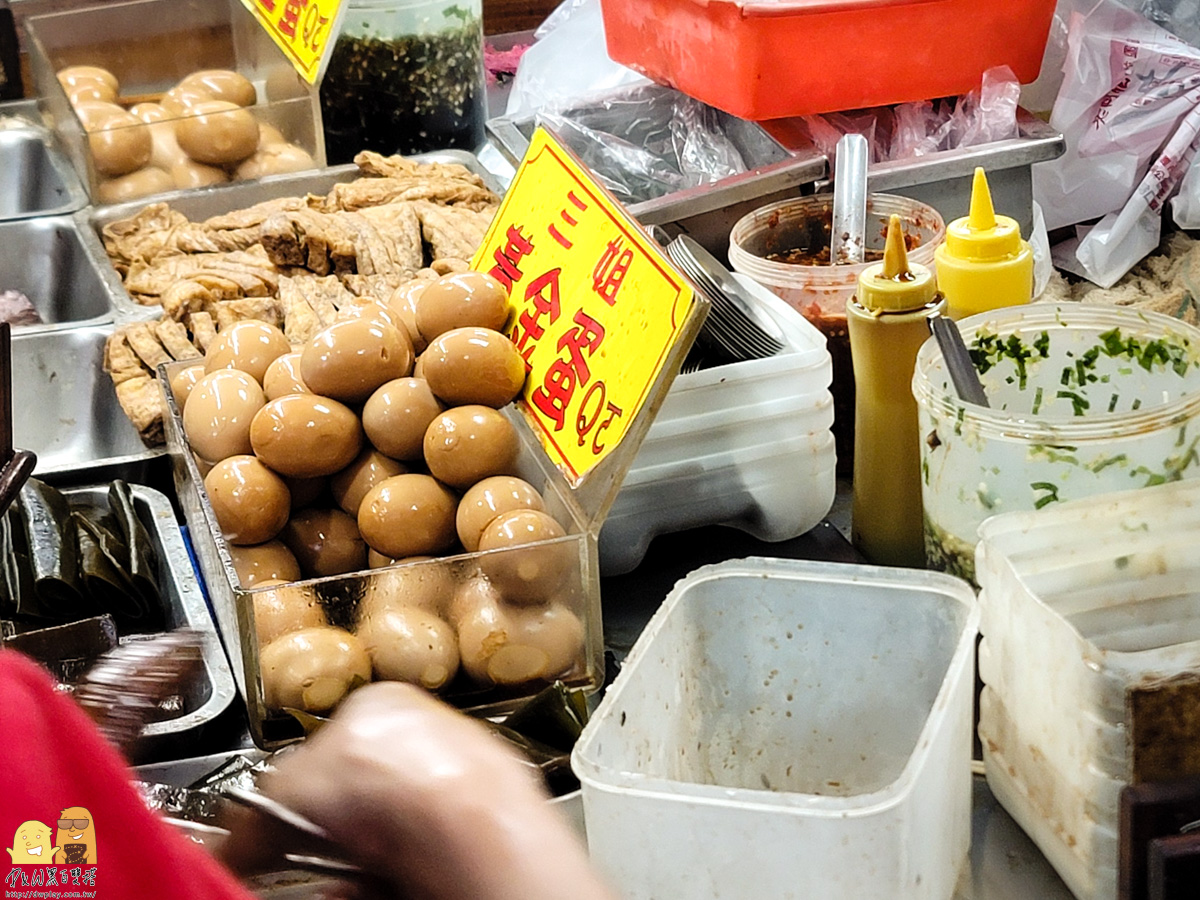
[535,86,749,205]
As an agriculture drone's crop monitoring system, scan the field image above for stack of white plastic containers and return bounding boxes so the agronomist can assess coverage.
[599,272,835,575]
[975,479,1200,900]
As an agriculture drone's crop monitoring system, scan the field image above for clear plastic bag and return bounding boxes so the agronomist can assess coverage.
[1035,0,1200,287]
[784,67,1020,171]
[536,86,748,204]
[505,0,649,119]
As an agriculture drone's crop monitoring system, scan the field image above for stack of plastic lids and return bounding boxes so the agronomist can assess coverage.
[599,273,834,575]
[975,479,1200,900]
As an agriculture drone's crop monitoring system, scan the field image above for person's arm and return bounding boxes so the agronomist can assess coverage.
[220,682,615,900]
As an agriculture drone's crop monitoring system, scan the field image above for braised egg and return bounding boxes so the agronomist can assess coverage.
[183,369,265,462]
[280,507,368,578]
[455,476,546,552]
[249,394,363,478]
[300,318,414,404]
[422,405,519,489]
[361,377,443,462]
[260,626,371,712]
[204,454,291,545]
[204,320,291,384]
[330,447,407,517]
[357,474,457,559]
[420,327,526,408]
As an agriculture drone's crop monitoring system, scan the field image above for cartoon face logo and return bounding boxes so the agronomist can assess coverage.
[53,808,96,865]
[6,820,56,864]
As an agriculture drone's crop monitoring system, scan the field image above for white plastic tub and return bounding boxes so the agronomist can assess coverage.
[601,274,834,574]
[976,478,1200,900]
[572,558,979,900]
[600,433,836,574]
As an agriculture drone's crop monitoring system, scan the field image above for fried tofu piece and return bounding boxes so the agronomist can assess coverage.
[154,319,202,360]
[115,374,165,445]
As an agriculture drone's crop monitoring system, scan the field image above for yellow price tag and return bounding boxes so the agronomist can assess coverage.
[239,0,344,84]
[472,128,696,486]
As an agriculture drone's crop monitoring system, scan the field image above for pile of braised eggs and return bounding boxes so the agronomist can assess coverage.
[172,271,586,713]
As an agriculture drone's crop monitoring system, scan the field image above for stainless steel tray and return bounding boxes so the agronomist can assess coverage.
[0,215,113,333]
[779,109,1066,239]
[486,87,826,257]
[59,483,237,752]
[0,100,89,220]
[80,151,505,324]
[13,324,164,479]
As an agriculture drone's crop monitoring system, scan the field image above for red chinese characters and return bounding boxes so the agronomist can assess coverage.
[592,237,633,306]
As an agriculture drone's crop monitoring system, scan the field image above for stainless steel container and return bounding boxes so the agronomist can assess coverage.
[0,100,88,220]
[58,482,237,757]
[12,324,162,480]
[776,109,1066,239]
[0,215,112,332]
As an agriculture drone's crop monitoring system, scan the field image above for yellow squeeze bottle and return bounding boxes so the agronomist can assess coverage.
[847,214,944,568]
[935,167,1034,319]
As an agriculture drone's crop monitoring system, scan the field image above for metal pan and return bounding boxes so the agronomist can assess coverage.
[0,100,89,221]
[0,216,113,333]
[12,324,164,481]
[79,151,505,324]
[59,483,237,756]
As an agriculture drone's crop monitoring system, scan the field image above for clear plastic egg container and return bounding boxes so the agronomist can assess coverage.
[162,356,604,748]
[25,0,324,205]
[158,302,706,748]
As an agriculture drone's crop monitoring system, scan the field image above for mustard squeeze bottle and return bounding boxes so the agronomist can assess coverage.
[935,167,1033,319]
[847,214,944,568]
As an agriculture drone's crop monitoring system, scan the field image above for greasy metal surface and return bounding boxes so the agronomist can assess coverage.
[82,151,504,324]
[0,215,112,332]
[0,102,89,220]
[11,324,162,477]
[59,483,236,746]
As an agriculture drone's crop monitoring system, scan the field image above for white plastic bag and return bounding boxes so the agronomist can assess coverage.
[1033,0,1200,286]
[505,0,650,119]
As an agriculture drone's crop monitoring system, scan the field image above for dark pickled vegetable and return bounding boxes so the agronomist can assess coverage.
[319,7,485,164]
[15,478,85,616]
[0,479,162,633]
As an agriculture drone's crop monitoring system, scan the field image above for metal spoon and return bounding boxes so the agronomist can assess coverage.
[930,316,989,407]
[831,133,869,266]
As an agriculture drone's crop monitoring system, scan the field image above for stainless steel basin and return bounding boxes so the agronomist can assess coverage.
[13,325,160,477]
[0,118,88,220]
[1,216,112,332]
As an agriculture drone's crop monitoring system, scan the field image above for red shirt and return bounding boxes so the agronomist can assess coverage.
[0,650,255,899]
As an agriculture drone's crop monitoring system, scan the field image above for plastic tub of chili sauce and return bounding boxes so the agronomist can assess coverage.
[729,192,944,472]
[598,0,1057,121]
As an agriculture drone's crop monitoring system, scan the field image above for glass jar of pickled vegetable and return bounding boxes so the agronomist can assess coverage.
[319,0,485,164]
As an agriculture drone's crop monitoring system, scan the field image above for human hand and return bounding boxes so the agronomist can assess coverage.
[219,682,613,900]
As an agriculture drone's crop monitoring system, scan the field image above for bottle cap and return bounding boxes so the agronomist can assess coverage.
[856,214,937,313]
[943,167,1024,261]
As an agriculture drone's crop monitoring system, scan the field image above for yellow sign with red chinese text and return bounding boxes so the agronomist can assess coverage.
[238,0,344,84]
[472,128,696,486]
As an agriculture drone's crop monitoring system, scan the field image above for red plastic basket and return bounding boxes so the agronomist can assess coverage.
[600,0,1057,121]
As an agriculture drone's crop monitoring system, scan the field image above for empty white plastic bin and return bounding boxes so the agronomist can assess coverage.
[976,478,1200,900]
[572,558,979,900]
